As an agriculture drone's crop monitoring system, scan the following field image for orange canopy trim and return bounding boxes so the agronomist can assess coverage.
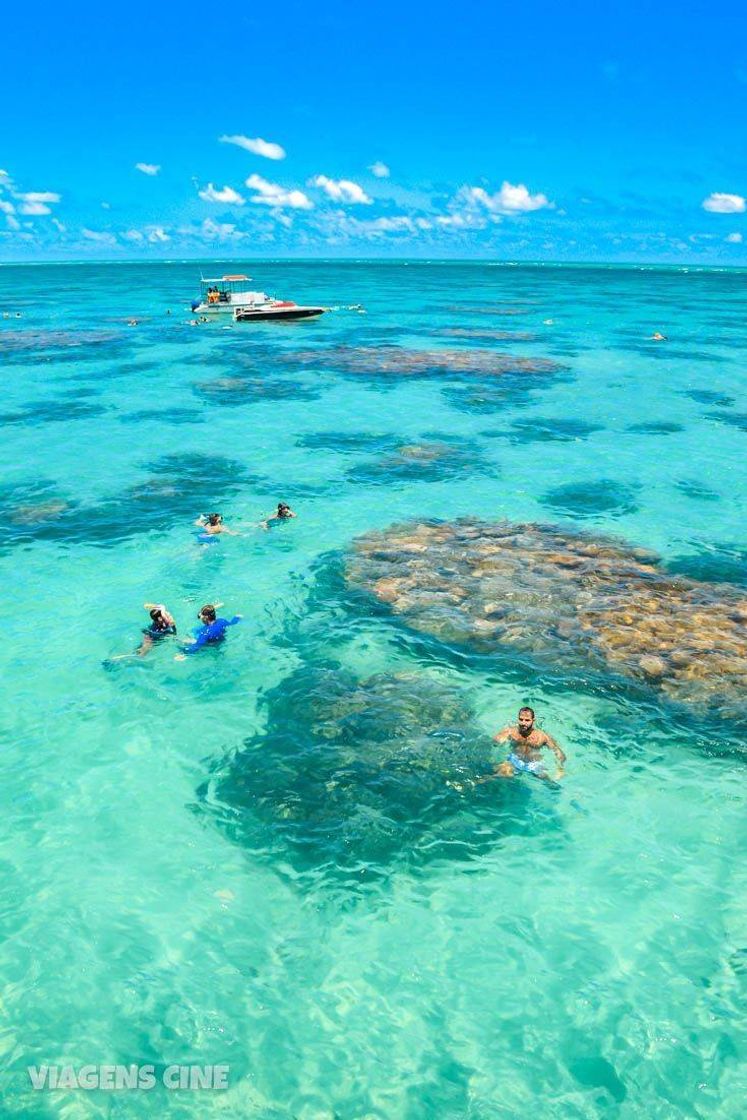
[222,274,250,281]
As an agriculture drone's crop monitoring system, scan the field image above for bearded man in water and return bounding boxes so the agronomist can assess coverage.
[487,707,566,782]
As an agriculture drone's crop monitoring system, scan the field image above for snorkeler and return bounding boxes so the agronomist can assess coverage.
[195,512,239,537]
[108,602,177,661]
[259,502,297,530]
[649,331,667,341]
[175,604,242,659]
[482,707,566,782]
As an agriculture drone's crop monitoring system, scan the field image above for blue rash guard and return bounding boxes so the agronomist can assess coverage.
[184,616,241,654]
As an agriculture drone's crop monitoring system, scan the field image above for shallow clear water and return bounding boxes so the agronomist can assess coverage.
[1,261,746,1118]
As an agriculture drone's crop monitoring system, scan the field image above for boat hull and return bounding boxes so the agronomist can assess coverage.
[234,306,325,322]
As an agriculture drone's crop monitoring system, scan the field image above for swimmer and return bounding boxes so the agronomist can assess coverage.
[195,512,239,537]
[109,602,177,661]
[259,502,297,530]
[482,706,566,782]
[175,603,242,659]
[649,331,667,342]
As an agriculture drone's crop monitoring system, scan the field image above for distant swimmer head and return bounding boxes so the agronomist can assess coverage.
[518,706,536,736]
[277,503,291,516]
[149,608,164,623]
[199,604,217,623]
[207,513,223,526]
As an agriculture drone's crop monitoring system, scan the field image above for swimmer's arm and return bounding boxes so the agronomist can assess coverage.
[194,515,207,526]
[226,615,243,626]
[143,602,176,627]
[543,733,566,777]
[493,727,513,743]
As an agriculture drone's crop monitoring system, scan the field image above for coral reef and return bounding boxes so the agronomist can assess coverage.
[345,519,747,712]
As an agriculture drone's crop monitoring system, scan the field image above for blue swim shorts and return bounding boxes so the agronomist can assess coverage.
[507,752,547,777]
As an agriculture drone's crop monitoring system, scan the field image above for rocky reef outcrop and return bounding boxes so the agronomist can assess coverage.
[345,520,747,712]
[287,345,565,379]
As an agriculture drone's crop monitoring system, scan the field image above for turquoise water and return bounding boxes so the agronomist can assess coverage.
[1,261,746,1118]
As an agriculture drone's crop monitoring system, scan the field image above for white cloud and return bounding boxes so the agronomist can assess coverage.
[21,192,62,204]
[702,192,745,214]
[0,169,10,183]
[5,214,21,231]
[82,228,117,245]
[0,199,15,215]
[310,175,372,204]
[220,135,286,160]
[147,226,170,243]
[52,218,66,233]
[101,201,111,210]
[135,163,160,176]
[195,218,245,242]
[16,191,61,217]
[460,181,553,214]
[198,182,245,205]
[369,161,390,178]
[122,230,145,242]
[245,173,312,209]
[436,212,487,230]
[726,231,743,243]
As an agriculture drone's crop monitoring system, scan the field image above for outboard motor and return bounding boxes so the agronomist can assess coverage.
[191,299,200,312]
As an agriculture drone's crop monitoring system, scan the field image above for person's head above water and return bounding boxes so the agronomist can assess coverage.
[198,604,217,623]
[149,608,164,623]
[207,513,223,526]
[277,502,291,516]
[517,707,535,736]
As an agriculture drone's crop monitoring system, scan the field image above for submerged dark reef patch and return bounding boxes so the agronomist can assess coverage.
[202,666,511,878]
[435,328,538,342]
[345,519,747,714]
[286,345,566,380]
[347,438,496,485]
[441,379,552,415]
[674,479,720,502]
[681,389,735,408]
[626,421,684,435]
[484,417,604,444]
[707,411,747,433]
[0,398,109,425]
[119,407,205,425]
[668,543,747,588]
[0,454,257,551]
[542,480,640,519]
[192,375,322,405]
[296,431,399,454]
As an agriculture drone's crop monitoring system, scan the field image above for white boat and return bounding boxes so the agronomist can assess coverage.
[191,274,325,320]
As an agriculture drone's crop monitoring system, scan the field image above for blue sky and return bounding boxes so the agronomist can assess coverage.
[1,0,746,262]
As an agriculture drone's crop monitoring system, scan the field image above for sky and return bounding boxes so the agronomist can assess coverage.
[1,0,746,263]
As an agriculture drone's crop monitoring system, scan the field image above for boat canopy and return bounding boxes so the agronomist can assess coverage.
[200,274,253,293]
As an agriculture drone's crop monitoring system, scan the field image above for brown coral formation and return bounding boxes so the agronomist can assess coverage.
[288,345,564,378]
[436,328,537,342]
[345,519,747,710]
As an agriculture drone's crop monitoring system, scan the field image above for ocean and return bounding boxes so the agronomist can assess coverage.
[1,260,746,1118]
